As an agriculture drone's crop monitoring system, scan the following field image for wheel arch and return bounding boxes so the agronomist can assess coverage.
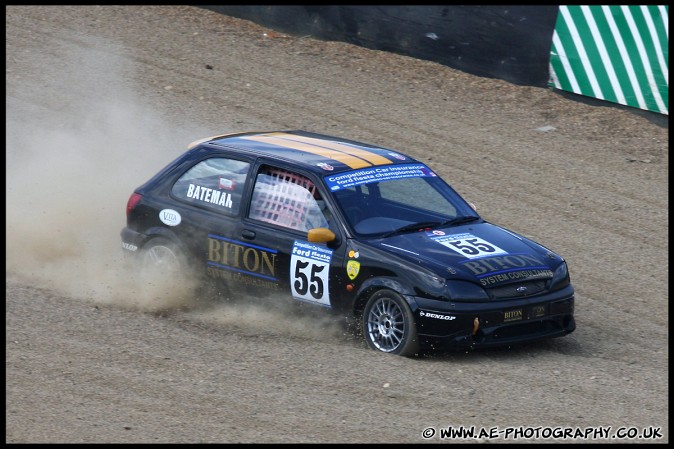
[140,226,184,251]
[352,276,418,318]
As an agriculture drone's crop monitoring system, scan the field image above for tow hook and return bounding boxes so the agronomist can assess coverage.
[472,317,480,336]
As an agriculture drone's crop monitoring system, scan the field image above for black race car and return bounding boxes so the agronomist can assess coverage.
[121,130,575,356]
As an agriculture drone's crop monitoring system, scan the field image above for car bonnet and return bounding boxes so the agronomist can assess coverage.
[371,222,561,284]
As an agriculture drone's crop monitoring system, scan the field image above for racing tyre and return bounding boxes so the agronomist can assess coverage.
[362,289,419,356]
[139,237,185,278]
[136,237,205,311]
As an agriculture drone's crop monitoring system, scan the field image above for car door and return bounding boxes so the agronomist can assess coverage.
[238,161,348,309]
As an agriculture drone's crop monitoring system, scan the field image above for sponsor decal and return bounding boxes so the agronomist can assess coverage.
[291,241,333,306]
[121,242,138,251]
[532,305,546,318]
[419,310,456,321]
[478,270,553,286]
[218,177,235,190]
[317,162,334,171]
[458,253,554,286]
[207,234,277,282]
[346,260,360,280]
[348,250,359,259]
[186,183,233,208]
[206,267,281,290]
[503,309,523,322]
[324,163,437,190]
[431,232,507,259]
[159,209,181,226]
[388,152,406,160]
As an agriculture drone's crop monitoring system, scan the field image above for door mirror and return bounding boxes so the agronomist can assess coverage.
[307,227,337,244]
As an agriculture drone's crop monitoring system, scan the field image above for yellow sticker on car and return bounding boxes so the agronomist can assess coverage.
[346,260,361,280]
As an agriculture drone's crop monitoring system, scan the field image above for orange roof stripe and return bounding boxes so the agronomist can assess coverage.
[277,133,392,166]
[240,132,392,169]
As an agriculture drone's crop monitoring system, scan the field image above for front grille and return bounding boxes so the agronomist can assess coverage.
[487,280,547,299]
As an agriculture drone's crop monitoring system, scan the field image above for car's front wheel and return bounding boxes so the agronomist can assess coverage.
[362,289,419,356]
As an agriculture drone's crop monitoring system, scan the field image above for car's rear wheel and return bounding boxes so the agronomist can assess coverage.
[362,289,419,356]
[140,237,185,278]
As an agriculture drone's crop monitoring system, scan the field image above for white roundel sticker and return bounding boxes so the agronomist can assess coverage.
[159,209,181,226]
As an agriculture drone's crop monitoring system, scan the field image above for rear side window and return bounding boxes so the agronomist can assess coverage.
[171,157,250,215]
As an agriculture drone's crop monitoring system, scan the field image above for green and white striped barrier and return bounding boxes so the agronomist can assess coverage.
[549,5,669,115]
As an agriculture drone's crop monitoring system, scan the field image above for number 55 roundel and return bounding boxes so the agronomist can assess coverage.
[290,241,332,306]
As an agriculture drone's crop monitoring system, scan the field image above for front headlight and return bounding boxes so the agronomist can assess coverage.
[445,280,490,302]
[550,261,570,290]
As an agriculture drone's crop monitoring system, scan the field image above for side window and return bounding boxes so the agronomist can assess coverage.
[249,166,329,232]
[171,157,250,215]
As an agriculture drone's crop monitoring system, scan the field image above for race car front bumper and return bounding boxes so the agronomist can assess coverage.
[409,284,575,349]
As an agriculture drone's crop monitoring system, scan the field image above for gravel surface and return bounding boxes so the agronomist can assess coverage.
[6,5,668,444]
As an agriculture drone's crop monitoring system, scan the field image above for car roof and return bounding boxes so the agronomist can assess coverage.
[196,130,422,175]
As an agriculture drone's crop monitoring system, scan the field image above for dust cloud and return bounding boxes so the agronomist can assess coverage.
[6,39,199,311]
[5,36,349,345]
